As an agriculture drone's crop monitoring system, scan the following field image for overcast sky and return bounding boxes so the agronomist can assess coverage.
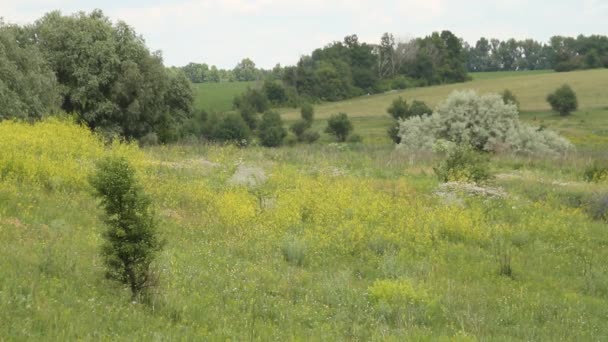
[1,0,607,69]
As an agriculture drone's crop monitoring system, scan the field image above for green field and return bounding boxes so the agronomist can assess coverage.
[278,69,608,145]
[470,69,554,80]
[2,70,608,340]
[193,81,257,112]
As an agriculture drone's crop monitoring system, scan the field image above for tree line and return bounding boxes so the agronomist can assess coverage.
[465,35,608,72]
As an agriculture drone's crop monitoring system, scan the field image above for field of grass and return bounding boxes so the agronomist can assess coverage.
[280,69,608,144]
[470,69,554,80]
[193,81,257,113]
[2,70,608,340]
[282,69,608,119]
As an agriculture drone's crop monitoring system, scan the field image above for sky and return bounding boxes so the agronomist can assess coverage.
[1,0,607,69]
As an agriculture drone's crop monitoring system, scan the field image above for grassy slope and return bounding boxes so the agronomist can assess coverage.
[280,69,608,145]
[2,70,608,340]
[193,81,257,113]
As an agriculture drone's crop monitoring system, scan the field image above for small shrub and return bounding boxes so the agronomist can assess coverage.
[233,88,269,113]
[325,113,353,142]
[388,123,401,144]
[300,103,314,125]
[281,236,306,266]
[547,84,578,116]
[346,133,363,143]
[285,133,298,147]
[501,89,520,111]
[433,145,492,183]
[212,113,251,143]
[139,132,159,147]
[587,194,608,222]
[90,157,164,301]
[583,161,608,183]
[262,80,287,105]
[289,119,309,139]
[301,129,320,144]
[408,100,432,117]
[387,97,409,120]
[258,111,287,147]
[238,105,259,130]
[387,98,430,143]
[391,76,412,90]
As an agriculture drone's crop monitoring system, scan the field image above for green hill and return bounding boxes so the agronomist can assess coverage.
[193,81,257,113]
[280,69,608,146]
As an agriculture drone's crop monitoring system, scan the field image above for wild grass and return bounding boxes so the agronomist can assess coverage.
[2,68,608,339]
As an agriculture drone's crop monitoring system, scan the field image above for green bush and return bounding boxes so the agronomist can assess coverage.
[300,103,315,125]
[346,133,363,143]
[90,157,164,301]
[290,119,310,139]
[284,133,298,147]
[301,129,320,144]
[547,84,578,116]
[238,105,259,130]
[233,88,269,114]
[587,194,608,222]
[398,90,572,155]
[408,100,432,117]
[281,236,307,267]
[501,89,520,111]
[212,113,251,143]
[258,111,287,147]
[262,80,287,105]
[583,161,608,183]
[387,98,431,143]
[433,145,493,183]
[325,113,353,142]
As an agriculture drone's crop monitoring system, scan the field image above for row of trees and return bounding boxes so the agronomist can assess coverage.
[282,31,469,102]
[176,59,284,83]
[0,10,195,143]
[465,35,608,72]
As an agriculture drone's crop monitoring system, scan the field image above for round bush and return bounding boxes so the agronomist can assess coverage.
[398,90,573,156]
[325,113,353,142]
[547,84,578,116]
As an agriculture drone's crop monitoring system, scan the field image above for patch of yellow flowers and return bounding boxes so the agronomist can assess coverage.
[0,118,146,191]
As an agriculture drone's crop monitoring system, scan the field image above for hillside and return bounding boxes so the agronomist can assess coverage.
[278,69,608,145]
[281,69,608,120]
[193,81,258,113]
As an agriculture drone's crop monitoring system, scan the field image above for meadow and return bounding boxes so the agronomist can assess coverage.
[193,81,258,113]
[1,70,608,340]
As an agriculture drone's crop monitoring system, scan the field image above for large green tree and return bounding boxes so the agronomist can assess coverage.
[0,22,60,120]
[24,10,193,141]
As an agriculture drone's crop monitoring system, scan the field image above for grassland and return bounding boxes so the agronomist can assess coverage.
[193,81,257,113]
[470,69,554,80]
[279,69,608,145]
[2,70,608,340]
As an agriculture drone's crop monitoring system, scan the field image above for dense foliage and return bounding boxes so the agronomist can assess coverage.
[434,145,492,183]
[258,111,287,147]
[547,84,578,116]
[0,10,194,142]
[282,32,468,103]
[0,22,60,120]
[398,91,573,155]
[465,35,608,72]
